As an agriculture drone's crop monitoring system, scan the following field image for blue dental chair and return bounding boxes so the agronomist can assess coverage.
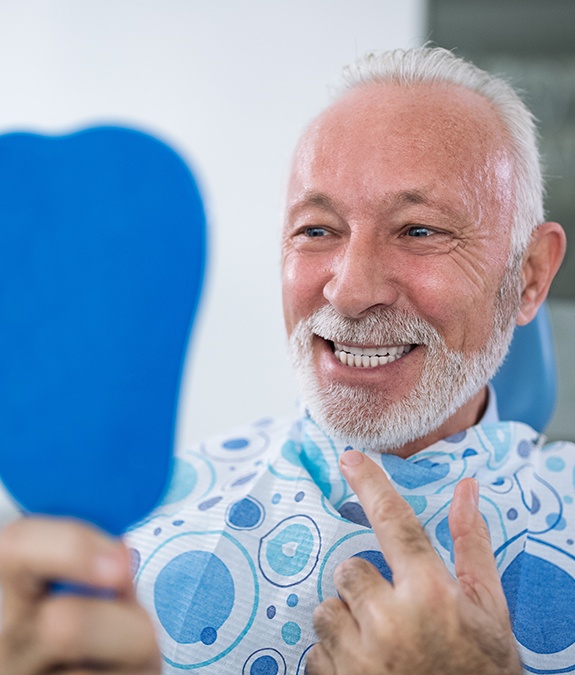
[491,302,557,433]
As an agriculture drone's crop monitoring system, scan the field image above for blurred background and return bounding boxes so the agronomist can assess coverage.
[0,1,572,523]
[428,0,575,444]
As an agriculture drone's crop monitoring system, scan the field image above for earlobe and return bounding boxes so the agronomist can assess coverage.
[516,221,567,326]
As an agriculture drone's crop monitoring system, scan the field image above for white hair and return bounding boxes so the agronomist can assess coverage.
[337,47,544,257]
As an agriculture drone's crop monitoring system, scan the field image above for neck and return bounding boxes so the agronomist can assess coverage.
[387,386,489,459]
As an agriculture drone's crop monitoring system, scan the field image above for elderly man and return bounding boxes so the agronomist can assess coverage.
[0,47,571,675]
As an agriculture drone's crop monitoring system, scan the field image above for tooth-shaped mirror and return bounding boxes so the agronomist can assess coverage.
[0,126,206,535]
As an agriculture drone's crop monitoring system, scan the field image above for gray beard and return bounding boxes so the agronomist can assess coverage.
[289,263,522,453]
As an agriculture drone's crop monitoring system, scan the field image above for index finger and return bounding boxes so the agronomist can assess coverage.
[0,518,131,604]
[339,450,449,582]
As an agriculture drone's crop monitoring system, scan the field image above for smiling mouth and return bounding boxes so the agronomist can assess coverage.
[332,341,415,368]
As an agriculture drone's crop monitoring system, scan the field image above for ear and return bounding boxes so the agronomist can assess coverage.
[516,221,567,326]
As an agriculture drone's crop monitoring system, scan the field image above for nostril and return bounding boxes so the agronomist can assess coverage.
[323,284,400,319]
[321,245,400,318]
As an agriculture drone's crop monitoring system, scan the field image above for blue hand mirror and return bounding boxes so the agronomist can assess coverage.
[0,126,206,536]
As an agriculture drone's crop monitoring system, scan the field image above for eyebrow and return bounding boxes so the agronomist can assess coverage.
[391,189,431,207]
[288,188,435,217]
[288,192,338,214]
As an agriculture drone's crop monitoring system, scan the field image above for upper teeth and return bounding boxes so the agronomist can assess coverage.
[333,342,413,368]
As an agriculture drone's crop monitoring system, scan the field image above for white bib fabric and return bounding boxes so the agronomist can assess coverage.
[127,416,575,674]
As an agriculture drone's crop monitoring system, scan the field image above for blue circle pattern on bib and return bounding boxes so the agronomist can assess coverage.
[154,550,234,645]
[227,496,265,530]
[259,515,322,587]
[128,420,575,673]
[136,529,259,669]
[243,648,286,675]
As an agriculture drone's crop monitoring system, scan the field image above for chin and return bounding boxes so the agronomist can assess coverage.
[294,360,474,454]
[299,379,472,453]
[289,303,518,453]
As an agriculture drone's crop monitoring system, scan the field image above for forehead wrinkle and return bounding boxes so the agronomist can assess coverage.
[287,186,464,224]
[286,191,339,221]
[390,186,478,224]
[289,79,516,219]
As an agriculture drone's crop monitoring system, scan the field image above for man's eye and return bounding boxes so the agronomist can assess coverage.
[304,227,328,237]
[407,226,433,237]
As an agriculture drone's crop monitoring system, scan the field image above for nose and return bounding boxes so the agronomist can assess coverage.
[323,234,399,318]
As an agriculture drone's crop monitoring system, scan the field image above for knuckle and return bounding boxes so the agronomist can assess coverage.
[371,492,413,529]
[0,520,27,565]
[313,597,342,636]
[393,515,429,555]
[0,521,42,593]
[133,603,161,659]
[403,529,429,555]
[37,598,86,660]
[475,519,494,548]
[0,618,35,665]
[125,607,162,672]
[420,574,457,607]
[334,556,358,585]
[58,521,97,559]
[334,555,377,590]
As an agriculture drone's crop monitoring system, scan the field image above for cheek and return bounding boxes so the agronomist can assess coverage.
[401,262,455,318]
[281,256,328,335]
[402,263,497,352]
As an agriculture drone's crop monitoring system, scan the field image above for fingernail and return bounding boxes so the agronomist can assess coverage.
[340,450,364,467]
[469,478,479,508]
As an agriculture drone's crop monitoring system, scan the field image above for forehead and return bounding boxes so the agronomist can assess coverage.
[287,81,514,219]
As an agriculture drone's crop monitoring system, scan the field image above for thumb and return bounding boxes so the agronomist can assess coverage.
[449,478,503,601]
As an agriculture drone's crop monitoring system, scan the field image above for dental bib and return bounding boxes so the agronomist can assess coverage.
[127,417,575,674]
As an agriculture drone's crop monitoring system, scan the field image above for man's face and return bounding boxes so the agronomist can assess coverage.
[281,82,521,455]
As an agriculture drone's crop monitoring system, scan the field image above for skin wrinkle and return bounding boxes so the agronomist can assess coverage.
[342,74,544,262]
[290,82,517,260]
[283,80,524,456]
[286,186,479,245]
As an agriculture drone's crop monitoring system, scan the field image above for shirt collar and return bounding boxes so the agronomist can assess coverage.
[481,383,500,424]
[292,389,535,510]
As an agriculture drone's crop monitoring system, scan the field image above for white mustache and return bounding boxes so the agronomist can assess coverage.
[298,305,442,348]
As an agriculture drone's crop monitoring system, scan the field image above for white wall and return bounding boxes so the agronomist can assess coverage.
[0,1,425,463]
